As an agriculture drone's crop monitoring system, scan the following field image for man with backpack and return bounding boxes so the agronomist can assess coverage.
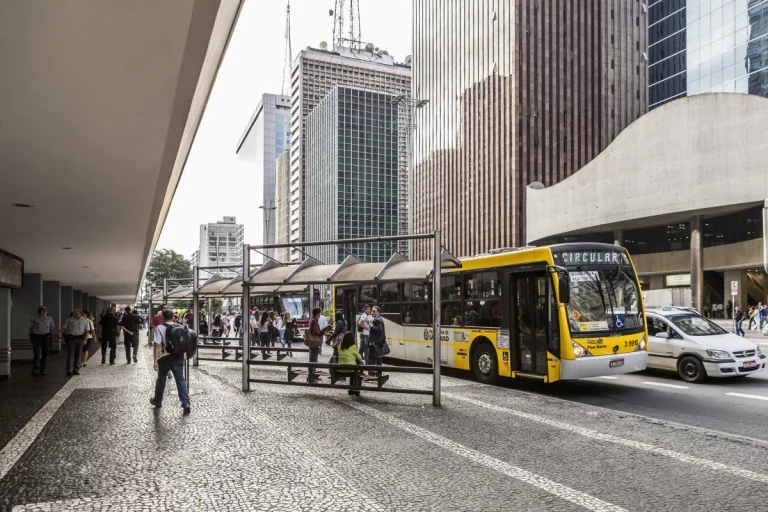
[150,309,196,414]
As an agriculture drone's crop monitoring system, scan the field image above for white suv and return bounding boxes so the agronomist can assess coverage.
[646,307,766,383]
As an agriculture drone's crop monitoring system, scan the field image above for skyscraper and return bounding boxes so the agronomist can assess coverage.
[275,150,291,263]
[236,94,291,256]
[411,1,647,258]
[649,0,768,109]
[287,44,411,261]
[305,86,399,264]
[198,217,244,278]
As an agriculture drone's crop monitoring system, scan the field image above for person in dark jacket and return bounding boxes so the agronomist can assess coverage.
[119,306,142,363]
[369,306,386,371]
[734,306,746,337]
[99,307,119,365]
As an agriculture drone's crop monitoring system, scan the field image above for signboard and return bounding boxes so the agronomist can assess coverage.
[0,249,23,289]
[731,280,739,296]
[552,249,630,267]
[665,274,691,287]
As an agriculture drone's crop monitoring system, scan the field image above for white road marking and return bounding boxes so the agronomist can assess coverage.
[594,376,618,380]
[726,392,768,401]
[446,393,768,485]
[0,380,76,481]
[341,399,628,512]
[642,381,689,389]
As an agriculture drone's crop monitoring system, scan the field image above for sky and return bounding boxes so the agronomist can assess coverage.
[156,0,412,260]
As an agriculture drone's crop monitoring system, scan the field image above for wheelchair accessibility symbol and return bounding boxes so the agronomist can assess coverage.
[613,314,625,329]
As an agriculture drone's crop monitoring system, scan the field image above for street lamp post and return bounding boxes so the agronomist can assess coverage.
[391,94,429,258]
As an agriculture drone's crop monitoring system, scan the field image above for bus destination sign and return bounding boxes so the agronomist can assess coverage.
[553,250,629,267]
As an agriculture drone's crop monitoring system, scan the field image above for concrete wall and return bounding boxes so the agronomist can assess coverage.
[526,94,768,243]
[43,281,61,329]
[633,238,763,275]
[11,273,43,361]
[61,286,73,318]
[0,290,10,379]
[73,290,82,312]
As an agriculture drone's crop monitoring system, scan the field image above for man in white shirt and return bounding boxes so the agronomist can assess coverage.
[29,306,56,376]
[358,304,372,366]
[58,309,92,376]
[150,310,192,414]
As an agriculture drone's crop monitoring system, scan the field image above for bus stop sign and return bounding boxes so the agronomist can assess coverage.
[731,281,739,296]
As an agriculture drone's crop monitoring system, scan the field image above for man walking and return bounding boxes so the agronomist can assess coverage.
[58,309,92,376]
[734,306,746,337]
[99,306,119,364]
[369,306,386,371]
[761,303,768,331]
[29,306,55,376]
[357,304,372,366]
[150,310,193,414]
[119,306,142,363]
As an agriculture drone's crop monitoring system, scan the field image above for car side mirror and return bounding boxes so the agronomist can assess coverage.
[656,331,669,339]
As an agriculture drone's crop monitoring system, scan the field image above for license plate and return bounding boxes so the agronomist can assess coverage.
[609,358,625,368]
[743,361,757,369]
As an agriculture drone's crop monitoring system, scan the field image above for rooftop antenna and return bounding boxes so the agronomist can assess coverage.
[331,0,361,50]
[281,0,292,95]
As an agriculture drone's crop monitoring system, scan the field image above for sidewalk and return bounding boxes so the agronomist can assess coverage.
[711,318,768,349]
[3,344,768,510]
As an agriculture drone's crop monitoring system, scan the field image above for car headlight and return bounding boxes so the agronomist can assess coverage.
[757,345,762,355]
[706,350,731,359]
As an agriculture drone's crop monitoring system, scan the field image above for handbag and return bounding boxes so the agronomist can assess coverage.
[303,330,322,348]
[377,339,391,356]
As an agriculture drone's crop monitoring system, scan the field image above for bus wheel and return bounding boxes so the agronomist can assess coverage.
[472,343,498,385]
[678,355,706,383]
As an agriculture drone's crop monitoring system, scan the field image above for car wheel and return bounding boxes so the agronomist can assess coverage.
[472,342,498,385]
[678,355,706,383]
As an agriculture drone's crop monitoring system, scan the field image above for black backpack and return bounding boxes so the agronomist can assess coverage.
[163,323,196,357]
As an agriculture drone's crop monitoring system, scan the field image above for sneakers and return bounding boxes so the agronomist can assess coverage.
[67,372,73,377]
[150,397,161,408]
[183,405,191,415]
[126,361,131,364]
[133,356,138,363]
[73,371,80,375]
[101,360,105,365]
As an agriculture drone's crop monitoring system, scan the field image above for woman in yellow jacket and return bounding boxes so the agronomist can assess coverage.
[336,332,363,395]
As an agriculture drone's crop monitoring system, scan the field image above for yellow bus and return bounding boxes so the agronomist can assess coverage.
[334,243,648,384]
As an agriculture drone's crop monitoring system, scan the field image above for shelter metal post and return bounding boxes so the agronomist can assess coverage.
[242,244,250,391]
[193,266,200,367]
[163,278,168,305]
[432,230,441,406]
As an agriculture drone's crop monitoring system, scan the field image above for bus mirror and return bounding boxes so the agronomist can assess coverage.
[558,275,570,305]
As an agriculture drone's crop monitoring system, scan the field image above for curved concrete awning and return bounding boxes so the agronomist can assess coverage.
[0,0,242,301]
[526,94,768,243]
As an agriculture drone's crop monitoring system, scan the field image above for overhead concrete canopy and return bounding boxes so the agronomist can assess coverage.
[526,93,768,243]
[0,0,242,301]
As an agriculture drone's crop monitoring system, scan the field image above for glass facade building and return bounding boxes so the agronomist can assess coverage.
[649,0,768,109]
[411,0,647,259]
[305,86,399,264]
[236,94,291,256]
[288,46,411,261]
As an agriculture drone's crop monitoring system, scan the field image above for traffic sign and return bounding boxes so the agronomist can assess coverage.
[731,280,739,296]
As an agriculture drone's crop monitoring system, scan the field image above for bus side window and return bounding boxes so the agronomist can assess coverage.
[442,274,463,326]
[464,271,501,327]
[404,282,431,325]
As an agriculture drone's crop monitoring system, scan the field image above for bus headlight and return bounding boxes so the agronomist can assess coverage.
[572,341,587,358]
[635,334,647,351]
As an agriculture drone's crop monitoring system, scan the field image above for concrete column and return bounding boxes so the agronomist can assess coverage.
[11,273,43,361]
[82,292,89,312]
[88,296,98,317]
[43,281,62,353]
[73,290,82,312]
[613,229,625,247]
[0,289,11,379]
[650,275,664,290]
[61,286,73,318]
[690,216,704,313]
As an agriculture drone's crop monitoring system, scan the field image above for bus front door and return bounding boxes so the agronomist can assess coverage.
[513,273,550,376]
[342,288,358,334]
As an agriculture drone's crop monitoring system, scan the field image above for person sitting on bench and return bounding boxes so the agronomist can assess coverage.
[337,331,363,396]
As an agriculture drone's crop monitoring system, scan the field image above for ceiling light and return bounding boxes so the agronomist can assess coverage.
[62,247,72,250]
[12,203,34,208]
[82,266,90,269]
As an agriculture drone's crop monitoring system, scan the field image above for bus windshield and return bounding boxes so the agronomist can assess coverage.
[566,266,643,334]
[282,296,310,320]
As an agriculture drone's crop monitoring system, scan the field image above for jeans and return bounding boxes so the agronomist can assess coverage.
[359,334,370,365]
[761,316,767,330]
[259,331,271,355]
[124,333,138,361]
[154,356,189,407]
[101,336,117,363]
[30,334,50,373]
[736,321,745,337]
[65,337,84,373]
[279,328,286,345]
[308,346,320,381]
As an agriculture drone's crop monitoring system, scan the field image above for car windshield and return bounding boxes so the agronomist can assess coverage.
[668,314,727,336]
[566,267,643,333]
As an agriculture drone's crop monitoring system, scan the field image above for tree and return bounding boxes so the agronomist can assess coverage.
[146,249,193,290]
[174,298,223,314]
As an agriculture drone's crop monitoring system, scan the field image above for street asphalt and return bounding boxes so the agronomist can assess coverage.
[2,337,768,511]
